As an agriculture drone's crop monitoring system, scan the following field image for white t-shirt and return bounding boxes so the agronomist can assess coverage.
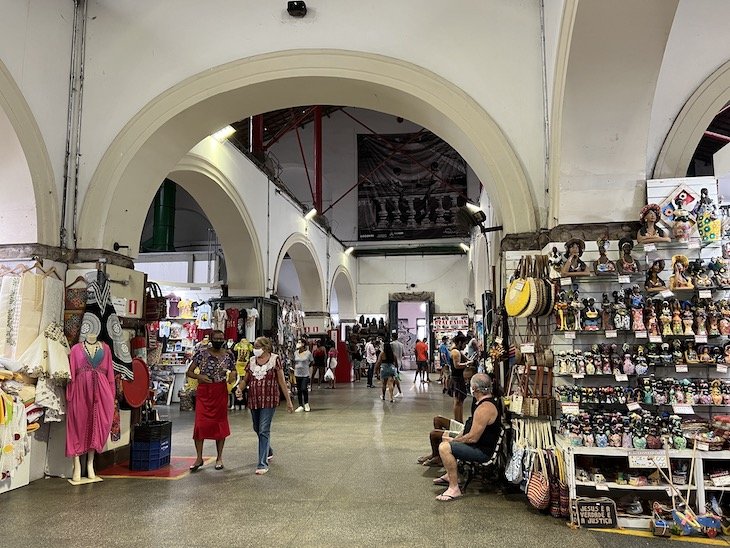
[365,342,378,364]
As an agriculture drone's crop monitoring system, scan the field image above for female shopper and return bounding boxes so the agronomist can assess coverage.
[311,339,327,388]
[236,336,294,474]
[450,333,474,423]
[186,329,236,472]
[375,340,398,402]
[325,348,337,389]
[293,338,313,412]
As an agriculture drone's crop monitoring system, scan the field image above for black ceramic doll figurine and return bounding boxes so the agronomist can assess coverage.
[644,259,666,293]
[637,203,671,244]
[548,246,564,277]
[593,238,616,275]
[601,293,614,331]
[560,238,591,277]
[616,237,640,274]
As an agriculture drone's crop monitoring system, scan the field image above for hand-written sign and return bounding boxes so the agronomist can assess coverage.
[628,451,668,469]
[576,498,617,529]
[432,316,470,330]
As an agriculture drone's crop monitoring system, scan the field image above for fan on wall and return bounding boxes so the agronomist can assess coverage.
[464,297,476,319]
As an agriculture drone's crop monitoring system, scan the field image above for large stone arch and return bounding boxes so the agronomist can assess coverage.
[0,59,58,245]
[654,59,730,178]
[167,153,265,295]
[330,265,356,321]
[472,234,489,309]
[273,233,325,312]
[78,49,535,253]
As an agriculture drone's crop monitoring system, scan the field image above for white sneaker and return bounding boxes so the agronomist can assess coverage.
[304,403,311,412]
[395,393,403,398]
[294,406,304,413]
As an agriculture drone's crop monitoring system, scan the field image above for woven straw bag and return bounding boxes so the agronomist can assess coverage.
[506,257,531,317]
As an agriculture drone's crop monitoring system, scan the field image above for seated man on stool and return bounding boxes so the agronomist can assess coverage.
[433,373,501,501]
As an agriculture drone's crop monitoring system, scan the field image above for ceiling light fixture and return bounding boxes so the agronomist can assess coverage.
[459,243,470,252]
[465,202,484,214]
[304,208,317,220]
[212,125,235,142]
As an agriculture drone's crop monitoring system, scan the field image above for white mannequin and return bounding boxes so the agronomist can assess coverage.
[70,333,102,484]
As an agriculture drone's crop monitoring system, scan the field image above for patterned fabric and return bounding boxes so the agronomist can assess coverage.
[35,377,65,423]
[40,276,64,331]
[64,286,87,346]
[80,279,133,380]
[0,276,22,359]
[245,354,283,410]
[190,348,235,383]
[15,272,44,358]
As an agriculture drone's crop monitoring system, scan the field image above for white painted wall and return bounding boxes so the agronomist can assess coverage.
[0,107,36,242]
[542,0,566,124]
[357,255,468,315]
[276,258,302,299]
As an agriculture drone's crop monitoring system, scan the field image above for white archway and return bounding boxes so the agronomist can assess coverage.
[78,49,535,254]
[166,153,265,295]
[330,266,356,321]
[654,59,730,178]
[274,233,325,312]
[0,59,58,245]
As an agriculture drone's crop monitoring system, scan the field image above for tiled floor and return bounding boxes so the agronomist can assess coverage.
[1,377,716,547]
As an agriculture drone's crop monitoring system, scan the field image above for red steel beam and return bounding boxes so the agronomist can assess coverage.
[340,109,470,202]
[321,128,426,215]
[314,106,323,212]
[294,124,315,204]
[263,107,316,151]
[251,115,264,160]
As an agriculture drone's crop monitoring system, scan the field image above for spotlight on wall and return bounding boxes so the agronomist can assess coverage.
[212,125,235,142]
[465,202,484,214]
[459,243,471,253]
[304,208,318,220]
[344,247,355,255]
[287,1,307,17]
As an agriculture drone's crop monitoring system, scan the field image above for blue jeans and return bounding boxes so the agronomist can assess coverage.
[250,407,276,469]
[367,363,375,386]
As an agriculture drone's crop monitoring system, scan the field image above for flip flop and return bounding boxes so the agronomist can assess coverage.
[214,463,224,470]
[255,468,268,475]
[417,455,432,464]
[432,477,449,486]
[189,462,204,473]
[436,492,462,502]
[423,457,442,467]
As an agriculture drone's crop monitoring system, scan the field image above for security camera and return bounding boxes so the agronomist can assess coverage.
[287,1,307,17]
[409,283,416,288]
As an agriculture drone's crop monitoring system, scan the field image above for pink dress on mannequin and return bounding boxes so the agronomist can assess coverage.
[65,342,116,457]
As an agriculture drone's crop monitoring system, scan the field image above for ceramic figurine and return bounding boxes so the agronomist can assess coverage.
[694,187,722,243]
[672,197,693,243]
[671,299,683,335]
[711,380,723,405]
[548,246,564,278]
[682,303,695,336]
[628,285,646,332]
[693,260,715,289]
[707,302,720,336]
[560,238,591,277]
[576,350,586,374]
[591,344,602,374]
[644,259,666,293]
[724,343,730,365]
[645,299,659,336]
[585,352,596,375]
[612,291,631,331]
[601,344,612,375]
[669,255,693,290]
[635,346,649,376]
[695,306,708,337]
[671,339,683,364]
[601,293,614,331]
[569,290,583,330]
[616,237,640,274]
[659,301,672,336]
[554,290,569,330]
[699,345,713,364]
[709,257,730,288]
[593,238,616,275]
[623,344,635,375]
[684,341,699,364]
[558,350,569,375]
[582,298,601,330]
[637,203,671,244]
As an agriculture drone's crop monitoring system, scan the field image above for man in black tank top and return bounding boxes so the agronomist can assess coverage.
[433,373,500,501]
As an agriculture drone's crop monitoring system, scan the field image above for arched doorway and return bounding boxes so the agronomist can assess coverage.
[78,49,534,254]
[0,60,58,245]
[160,154,265,294]
[330,266,356,324]
[274,234,325,314]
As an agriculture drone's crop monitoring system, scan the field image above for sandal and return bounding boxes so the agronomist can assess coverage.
[417,455,432,464]
[422,457,443,467]
[432,475,449,486]
[436,490,462,502]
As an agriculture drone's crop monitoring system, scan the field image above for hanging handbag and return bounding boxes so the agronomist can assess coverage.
[145,281,167,321]
[557,448,570,518]
[527,448,551,510]
[506,258,531,317]
[548,451,561,518]
[505,419,525,484]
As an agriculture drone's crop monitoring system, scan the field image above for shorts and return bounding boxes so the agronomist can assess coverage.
[450,377,467,402]
[381,364,396,379]
[416,361,428,371]
[449,442,490,463]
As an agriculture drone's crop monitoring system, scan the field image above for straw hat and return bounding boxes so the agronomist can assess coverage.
[671,255,689,269]
[564,238,585,255]
[640,203,661,221]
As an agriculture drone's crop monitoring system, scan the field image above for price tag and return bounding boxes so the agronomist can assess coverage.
[688,240,701,249]
[675,364,688,373]
[618,275,631,284]
[564,331,576,340]
[495,337,503,345]
[696,441,710,452]
[666,487,676,497]
[695,335,708,343]
[615,373,629,382]
[629,451,667,469]
[561,402,580,415]
[605,330,617,338]
[717,364,728,373]
[627,402,642,411]
[513,280,525,291]
[572,373,585,379]
[520,343,535,354]
[560,277,572,286]
[710,473,730,487]
[595,483,610,492]
[644,244,657,252]
[649,335,663,343]
[699,290,712,299]
[660,290,674,298]
[635,331,648,339]
[672,404,694,415]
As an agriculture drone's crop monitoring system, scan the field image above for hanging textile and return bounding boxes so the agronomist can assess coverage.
[15,271,44,357]
[0,391,29,480]
[64,278,88,346]
[40,275,64,332]
[80,279,134,380]
[0,276,22,359]
[16,322,71,380]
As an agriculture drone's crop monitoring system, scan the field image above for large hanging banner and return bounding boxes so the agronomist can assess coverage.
[357,132,469,241]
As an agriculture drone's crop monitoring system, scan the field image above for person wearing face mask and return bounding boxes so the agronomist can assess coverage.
[186,329,237,472]
[432,373,501,501]
[236,336,294,475]
[292,338,313,412]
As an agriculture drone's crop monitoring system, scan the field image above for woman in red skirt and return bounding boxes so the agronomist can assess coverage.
[186,329,236,471]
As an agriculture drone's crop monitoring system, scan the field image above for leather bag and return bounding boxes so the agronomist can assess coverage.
[145,281,167,321]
